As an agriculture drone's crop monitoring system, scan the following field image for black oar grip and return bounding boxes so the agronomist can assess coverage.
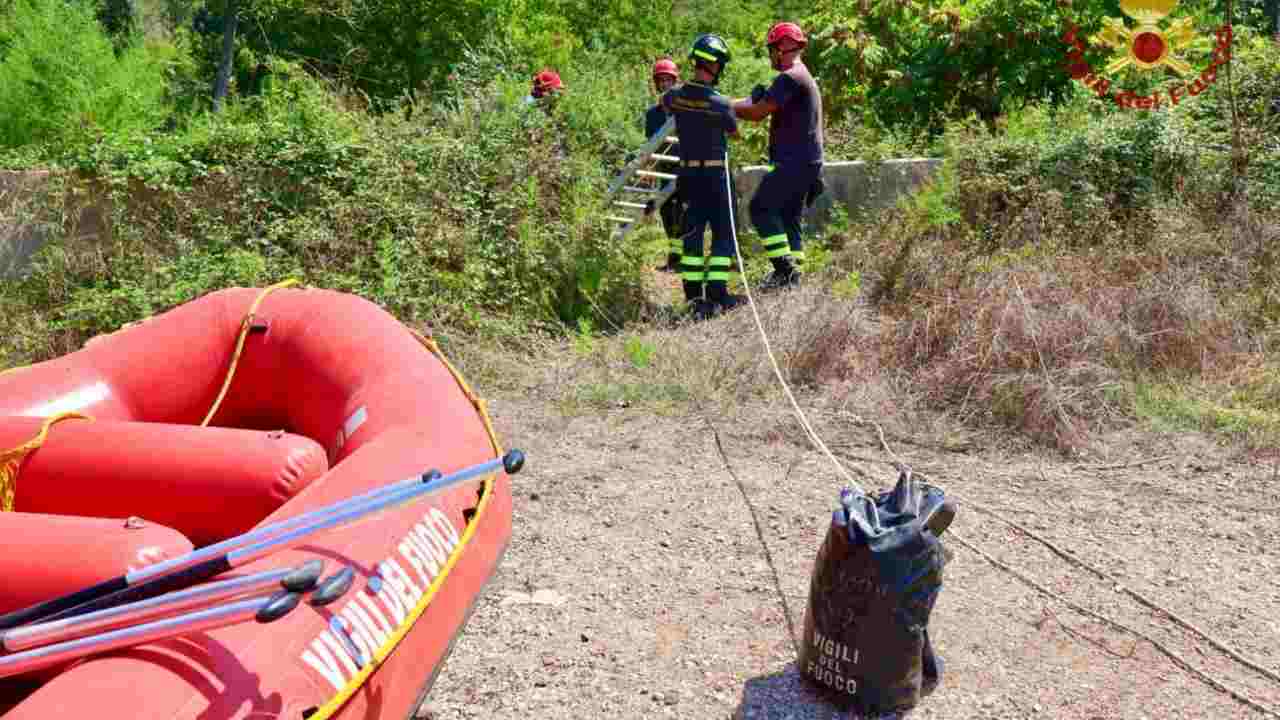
[308,567,355,607]
[39,557,233,625]
[281,559,326,592]
[0,575,129,630]
[256,590,303,623]
[503,449,525,475]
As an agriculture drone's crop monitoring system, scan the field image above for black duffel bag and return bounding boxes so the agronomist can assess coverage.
[798,468,956,717]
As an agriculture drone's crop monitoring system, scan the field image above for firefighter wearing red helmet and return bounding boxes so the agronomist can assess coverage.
[733,21,825,292]
[527,69,564,105]
[644,57,686,272]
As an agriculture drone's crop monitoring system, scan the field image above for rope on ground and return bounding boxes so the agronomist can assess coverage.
[865,417,1280,716]
[0,413,93,512]
[703,416,801,658]
[722,149,864,496]
[965,499,1280,688]
[948,529,1280,719]
[200,278,301,427]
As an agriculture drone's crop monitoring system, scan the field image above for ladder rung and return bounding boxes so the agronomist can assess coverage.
[623,186,660,194]
[651,153,680,163]
[636,170,677,180]
[606,215,636,224]
[613,201,648,209]
[667,137,679,144]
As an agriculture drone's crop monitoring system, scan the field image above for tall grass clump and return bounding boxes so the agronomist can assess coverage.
[0,0,168,155]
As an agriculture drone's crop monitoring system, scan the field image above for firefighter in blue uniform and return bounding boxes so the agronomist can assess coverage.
[660,34,745,319]
[644,58,685,273]
[732,22,825,292]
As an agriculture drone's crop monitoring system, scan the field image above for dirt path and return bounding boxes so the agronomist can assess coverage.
[421,391,1280,720]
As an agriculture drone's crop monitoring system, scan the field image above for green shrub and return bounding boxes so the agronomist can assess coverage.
[0,0,168,154]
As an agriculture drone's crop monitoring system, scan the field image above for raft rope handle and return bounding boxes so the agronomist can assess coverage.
[200,279,301,427]
[721,150,865,496]
[0,413,93,512]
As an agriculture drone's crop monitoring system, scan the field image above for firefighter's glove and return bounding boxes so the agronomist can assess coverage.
[750,84,768,103]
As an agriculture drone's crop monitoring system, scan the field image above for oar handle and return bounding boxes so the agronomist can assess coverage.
[0,576,128,631]
[0,566,353,680]
[0,592,301,680]
[0,561,324,653]
[33,557,233,627]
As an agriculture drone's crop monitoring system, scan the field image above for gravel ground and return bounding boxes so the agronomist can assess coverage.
[421,394,1280,720]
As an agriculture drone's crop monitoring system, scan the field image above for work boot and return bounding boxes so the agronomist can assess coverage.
[706,282,747,313]
[759,256,800,293]
[759,267,800,293]
[687,299,719,322]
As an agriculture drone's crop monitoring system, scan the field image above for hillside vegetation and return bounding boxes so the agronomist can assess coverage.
[1,0,1278,455]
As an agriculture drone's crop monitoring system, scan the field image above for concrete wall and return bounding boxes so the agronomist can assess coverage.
[733,158,943,231]
[1,158,944,278]
[0,170,109,279]
[0,171,54,279]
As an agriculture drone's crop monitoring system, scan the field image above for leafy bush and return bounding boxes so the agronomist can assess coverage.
[2,49,654,360]
[0,0,168,153]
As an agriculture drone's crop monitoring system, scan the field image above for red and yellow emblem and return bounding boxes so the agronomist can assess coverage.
[1095,0,1198,75]
[1063,0,1232,110]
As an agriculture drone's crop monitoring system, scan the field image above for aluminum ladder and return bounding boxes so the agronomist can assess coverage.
[605,117,680,241]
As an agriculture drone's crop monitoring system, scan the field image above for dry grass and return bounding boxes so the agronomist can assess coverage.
[881,254,1259,454]
[455,284,883,421]
[455,228,1272,457]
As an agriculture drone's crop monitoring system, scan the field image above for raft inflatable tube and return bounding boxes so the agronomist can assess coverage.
[0,284,515,720]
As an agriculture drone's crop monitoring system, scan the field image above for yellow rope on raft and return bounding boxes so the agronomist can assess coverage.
[410,328,504,455]
[0,413,92,512]
[200,278,301,427]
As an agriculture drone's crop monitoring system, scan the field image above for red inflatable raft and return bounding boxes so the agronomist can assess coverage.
[0,283,515,719]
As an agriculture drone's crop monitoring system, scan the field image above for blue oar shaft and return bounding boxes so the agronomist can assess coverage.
[130,456,502,584]
[0,593,296,679]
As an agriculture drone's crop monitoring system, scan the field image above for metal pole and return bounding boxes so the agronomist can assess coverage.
[0,592,301,679]
[0,561,323,652]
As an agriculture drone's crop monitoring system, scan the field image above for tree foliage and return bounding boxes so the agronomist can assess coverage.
[0,0,166,151]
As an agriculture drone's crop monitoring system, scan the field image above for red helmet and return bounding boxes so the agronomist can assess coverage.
[767,22,807,48]
[652,58,679,80]
[532,69,564,97]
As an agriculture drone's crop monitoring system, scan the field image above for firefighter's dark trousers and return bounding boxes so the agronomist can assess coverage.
[678,168,738,303]
[749,162,821,272]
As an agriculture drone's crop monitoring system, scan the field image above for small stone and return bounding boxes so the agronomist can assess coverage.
[529,588,568,606]
[663,692,680,706]
[659,540,671,548]
[580,633,590,642]
[529,492,541,501]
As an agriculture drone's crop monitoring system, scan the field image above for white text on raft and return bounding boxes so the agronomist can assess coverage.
[300,506,461,691]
